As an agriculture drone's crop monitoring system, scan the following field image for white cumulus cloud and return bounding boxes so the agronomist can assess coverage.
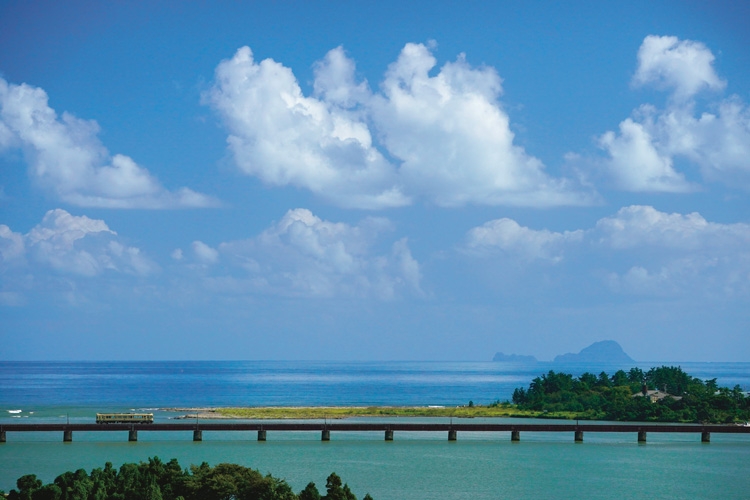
[465,218,583,262]
[593,206,750,296]
[185,208,422,299]
[0,223,25,264]
[466,205,750,297]
[655,101,750,187]
[205,43,591,209]
[594,205,750,251]
[593,35,750,191]
[597,113,692,192]
[203,46,405,209]
[0,78,218,209]
[633,35,725,101]
[192,240,219,265]
[1,209,158,277]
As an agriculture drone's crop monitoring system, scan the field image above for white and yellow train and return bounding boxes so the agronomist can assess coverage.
[95,413,154,424]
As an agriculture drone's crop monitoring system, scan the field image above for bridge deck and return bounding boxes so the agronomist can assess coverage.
[2,422,749,433]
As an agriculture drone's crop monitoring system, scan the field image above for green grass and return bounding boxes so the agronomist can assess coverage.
[209,405,585,420]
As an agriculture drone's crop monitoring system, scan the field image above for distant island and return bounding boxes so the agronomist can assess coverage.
[553,340,634,363]
[492,340,634,364]
[492,352,537,362]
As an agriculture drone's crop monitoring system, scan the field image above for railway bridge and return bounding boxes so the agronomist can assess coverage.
[2,422,749,443]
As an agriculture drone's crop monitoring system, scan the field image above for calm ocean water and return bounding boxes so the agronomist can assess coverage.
[2,361,750,498]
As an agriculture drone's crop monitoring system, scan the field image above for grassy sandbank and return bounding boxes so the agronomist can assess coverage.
[170,405,582,420]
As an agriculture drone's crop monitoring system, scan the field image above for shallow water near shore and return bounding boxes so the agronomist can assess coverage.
[2,361,750,498]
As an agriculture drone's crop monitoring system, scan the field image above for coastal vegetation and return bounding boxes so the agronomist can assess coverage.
[510,366,750,423]
[4,457,372,500]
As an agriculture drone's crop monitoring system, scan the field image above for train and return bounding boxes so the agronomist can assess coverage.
[95,413,154,424]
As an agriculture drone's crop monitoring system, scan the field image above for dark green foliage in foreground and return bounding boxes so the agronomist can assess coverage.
[511,366,750,423]
[7,458,372,500]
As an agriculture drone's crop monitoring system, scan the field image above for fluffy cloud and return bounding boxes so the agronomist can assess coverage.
[371,43,585,207]
[595,36,750,190]
[613,208,750,291]
[594,205,749,251]
[466,205,750,297]
[205,44,591,209]
[178,208,422,299]
[653,101,750,187]
[596,207,750,296]
[203,46,405,209]
[0,78,217,208]
[191,240,219,265]
[465,218,583,262]
[1,209,158,277]
[633,35,725,101]
[0,223,25,264]
[597,114,692,192]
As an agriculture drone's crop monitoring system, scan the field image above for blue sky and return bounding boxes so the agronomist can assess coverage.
[1,1,749,361]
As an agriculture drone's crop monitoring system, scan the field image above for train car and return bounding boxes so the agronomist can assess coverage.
[96,413,154,424]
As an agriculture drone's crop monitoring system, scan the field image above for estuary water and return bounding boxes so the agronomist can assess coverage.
[2,361,750,498]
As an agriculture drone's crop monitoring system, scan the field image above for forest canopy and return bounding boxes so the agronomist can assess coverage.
[510,366,749,423]
[4,457,373,500]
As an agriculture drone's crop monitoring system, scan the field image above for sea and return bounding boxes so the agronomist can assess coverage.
[1,360,749,499]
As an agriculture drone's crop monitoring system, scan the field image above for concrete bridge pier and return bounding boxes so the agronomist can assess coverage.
[193,430,202,442]
[384,429,394,441]
[511,430,520,442]
[0,430,5,443]
[63,430,73,442]
[448,430,457,441]
[321,430,330,441]
[638,430,647,443]
[128,430,138,442]
[258,430,267,441]
[701,431,710,443]
[574,430,584,443]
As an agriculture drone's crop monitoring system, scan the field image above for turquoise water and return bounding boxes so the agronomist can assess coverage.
[2,361,750,498]
[2,428,749,499]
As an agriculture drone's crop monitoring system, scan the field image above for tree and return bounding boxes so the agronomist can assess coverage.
[342,485,356,500]
[32,484,62,500]
[611,370,628,388]
[646,366,694,395]
[627,367,644,383]
[596,372,612,388]
[511,387,527,405]
[323,473,356,500]
[299,482,321,500]
[578,372,597,390]
[511,365,749,423]
[8,458,371,500]
[8,474,42,500]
